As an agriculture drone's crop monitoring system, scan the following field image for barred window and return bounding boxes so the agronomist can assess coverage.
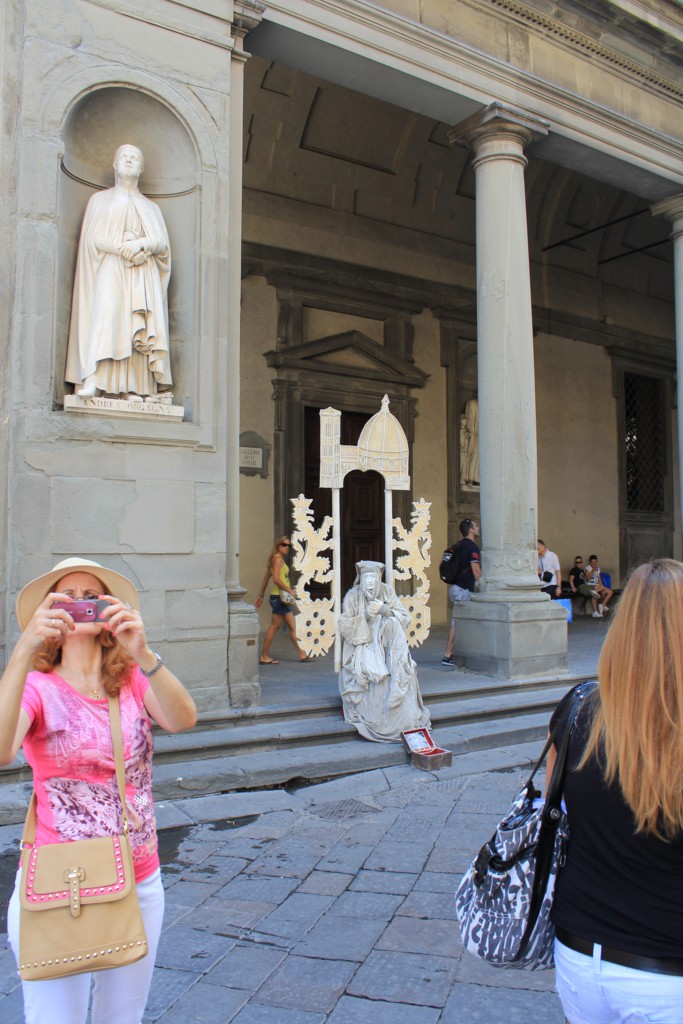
[624,372,665,513]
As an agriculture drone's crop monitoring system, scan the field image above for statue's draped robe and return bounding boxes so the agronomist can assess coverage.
[338,583,431,743]
[66,187,172,395]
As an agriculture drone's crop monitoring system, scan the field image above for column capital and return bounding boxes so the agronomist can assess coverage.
[448,102,549,155]
[232,0,267,42]
[652,193,683,237]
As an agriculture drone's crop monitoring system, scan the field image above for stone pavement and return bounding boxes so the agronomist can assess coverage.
[0,742,565,1024]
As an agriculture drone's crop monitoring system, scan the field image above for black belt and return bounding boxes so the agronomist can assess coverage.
[555,927,683,977]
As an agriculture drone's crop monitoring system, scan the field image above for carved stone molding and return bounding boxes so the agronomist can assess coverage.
[479,0,683,101]
[232,1,267,39]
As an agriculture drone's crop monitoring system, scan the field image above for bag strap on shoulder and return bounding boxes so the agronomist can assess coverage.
[514,680,597,960]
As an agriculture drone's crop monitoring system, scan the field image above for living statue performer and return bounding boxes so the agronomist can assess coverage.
[66,144,173,400]
[338,561,431,743]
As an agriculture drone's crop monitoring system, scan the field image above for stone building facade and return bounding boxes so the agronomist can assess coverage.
[1,0,681,701]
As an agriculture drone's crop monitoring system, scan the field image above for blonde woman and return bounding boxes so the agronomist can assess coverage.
[547,559,683,1023]
[255,536,308,665]
[0,557,197,1024]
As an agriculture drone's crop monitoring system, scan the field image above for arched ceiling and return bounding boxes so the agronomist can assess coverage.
[244,56,674,310]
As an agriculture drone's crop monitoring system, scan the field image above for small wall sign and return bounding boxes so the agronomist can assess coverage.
[239,431,270,478]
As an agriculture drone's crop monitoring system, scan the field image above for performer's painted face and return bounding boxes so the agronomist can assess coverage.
[361,572,380,599]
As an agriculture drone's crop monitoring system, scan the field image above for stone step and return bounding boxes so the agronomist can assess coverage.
[0,708,554,826]
[0,669,581,789]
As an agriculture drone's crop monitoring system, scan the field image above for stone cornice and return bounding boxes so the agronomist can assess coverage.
[481,0,683,101]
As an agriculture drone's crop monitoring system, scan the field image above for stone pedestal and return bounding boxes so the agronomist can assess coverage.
[453,597,568,678]
[227,588,261,707]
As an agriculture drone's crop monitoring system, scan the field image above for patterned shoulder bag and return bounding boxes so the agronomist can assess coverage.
[455,680,597,970]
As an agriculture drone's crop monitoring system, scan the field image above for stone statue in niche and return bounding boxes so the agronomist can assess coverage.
[459,396,480,489]
[338,561,431,743]
[65,144,173,402]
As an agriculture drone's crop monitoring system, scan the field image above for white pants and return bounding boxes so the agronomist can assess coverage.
[8,868,165,1024]
[555,937,683,1024]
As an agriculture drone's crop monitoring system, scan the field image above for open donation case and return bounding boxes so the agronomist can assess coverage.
[402,728,452,770]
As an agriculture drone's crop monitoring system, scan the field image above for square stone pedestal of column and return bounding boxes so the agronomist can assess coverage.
[453,597,568,678]
[227,594,262,707]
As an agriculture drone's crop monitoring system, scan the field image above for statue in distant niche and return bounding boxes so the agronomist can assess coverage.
[338,561,431,743]
[460,397,480,488]
[65,144,173,402]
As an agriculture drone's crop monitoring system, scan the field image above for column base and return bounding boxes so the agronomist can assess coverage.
[227,589,262,707]
[453,595,568,678]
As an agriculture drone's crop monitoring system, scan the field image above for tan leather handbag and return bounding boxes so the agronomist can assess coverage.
[17,695,148,981]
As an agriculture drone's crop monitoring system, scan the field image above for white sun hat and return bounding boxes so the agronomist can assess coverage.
[16,557,139,630]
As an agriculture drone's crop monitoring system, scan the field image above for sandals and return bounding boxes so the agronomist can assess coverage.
[259,657,279,665]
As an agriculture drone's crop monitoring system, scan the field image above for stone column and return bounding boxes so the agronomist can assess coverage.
[448,104,568,677]
[651,193,683,553]
[225,2,266,706]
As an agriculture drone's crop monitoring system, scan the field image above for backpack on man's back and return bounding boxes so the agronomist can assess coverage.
[439,541,464,585]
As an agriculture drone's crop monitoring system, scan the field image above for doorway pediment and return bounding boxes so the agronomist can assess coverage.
[264,330,429,388]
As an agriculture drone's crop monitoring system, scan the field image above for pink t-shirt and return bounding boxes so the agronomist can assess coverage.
[21,667,159,882]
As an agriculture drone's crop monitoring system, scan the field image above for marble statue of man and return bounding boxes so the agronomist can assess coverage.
[338,561,431,743]
[464,396,479,486]
[65,144,173,400]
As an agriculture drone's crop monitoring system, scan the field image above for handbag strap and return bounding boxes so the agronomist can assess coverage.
[522,679,597,792]
[107,694,130,835]
[21,694,128,848]
[515,679,597,960]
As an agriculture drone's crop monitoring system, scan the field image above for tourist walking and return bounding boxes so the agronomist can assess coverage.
[255,536,309,664]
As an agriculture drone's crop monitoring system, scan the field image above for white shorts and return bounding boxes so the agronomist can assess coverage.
[449,584,471,623]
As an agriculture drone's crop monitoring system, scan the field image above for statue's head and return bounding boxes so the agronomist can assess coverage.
[113,144,144,177]
[355,560,384,598]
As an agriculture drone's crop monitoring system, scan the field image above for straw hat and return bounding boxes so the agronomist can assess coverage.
[16,557,139,630]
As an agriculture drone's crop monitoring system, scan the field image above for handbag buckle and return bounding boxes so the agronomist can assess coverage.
[64,866,85,918]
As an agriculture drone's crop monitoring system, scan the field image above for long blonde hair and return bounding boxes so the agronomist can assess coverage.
[32,630,135,697]
[580,558,683,838]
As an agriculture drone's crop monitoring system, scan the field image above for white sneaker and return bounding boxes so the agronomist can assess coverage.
[592,610,602,618]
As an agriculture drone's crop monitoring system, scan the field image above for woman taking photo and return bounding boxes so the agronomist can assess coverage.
[548,558,683,1023]
[255,536,308,665]
[0,557,197,1024]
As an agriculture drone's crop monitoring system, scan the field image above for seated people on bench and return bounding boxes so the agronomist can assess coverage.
[568,555,600,616]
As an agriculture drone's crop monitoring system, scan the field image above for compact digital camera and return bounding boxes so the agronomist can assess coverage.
[51,599,110,622]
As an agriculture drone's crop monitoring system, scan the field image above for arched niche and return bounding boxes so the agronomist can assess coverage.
[56,87,198,415]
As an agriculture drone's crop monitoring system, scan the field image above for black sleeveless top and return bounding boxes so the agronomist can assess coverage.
[550,692,683,958]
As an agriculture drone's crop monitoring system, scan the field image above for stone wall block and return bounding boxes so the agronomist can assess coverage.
[160,638,227,708]
[165,587,227,630]
[17,134,62,219]
[139,588,165,629]
[125,447,225,484]
[123,554,226,592]
[24,442,128,480]
[51,477,136,552]
[11,475,51,557]
[195,483,226,553]
[118,480,194,553]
